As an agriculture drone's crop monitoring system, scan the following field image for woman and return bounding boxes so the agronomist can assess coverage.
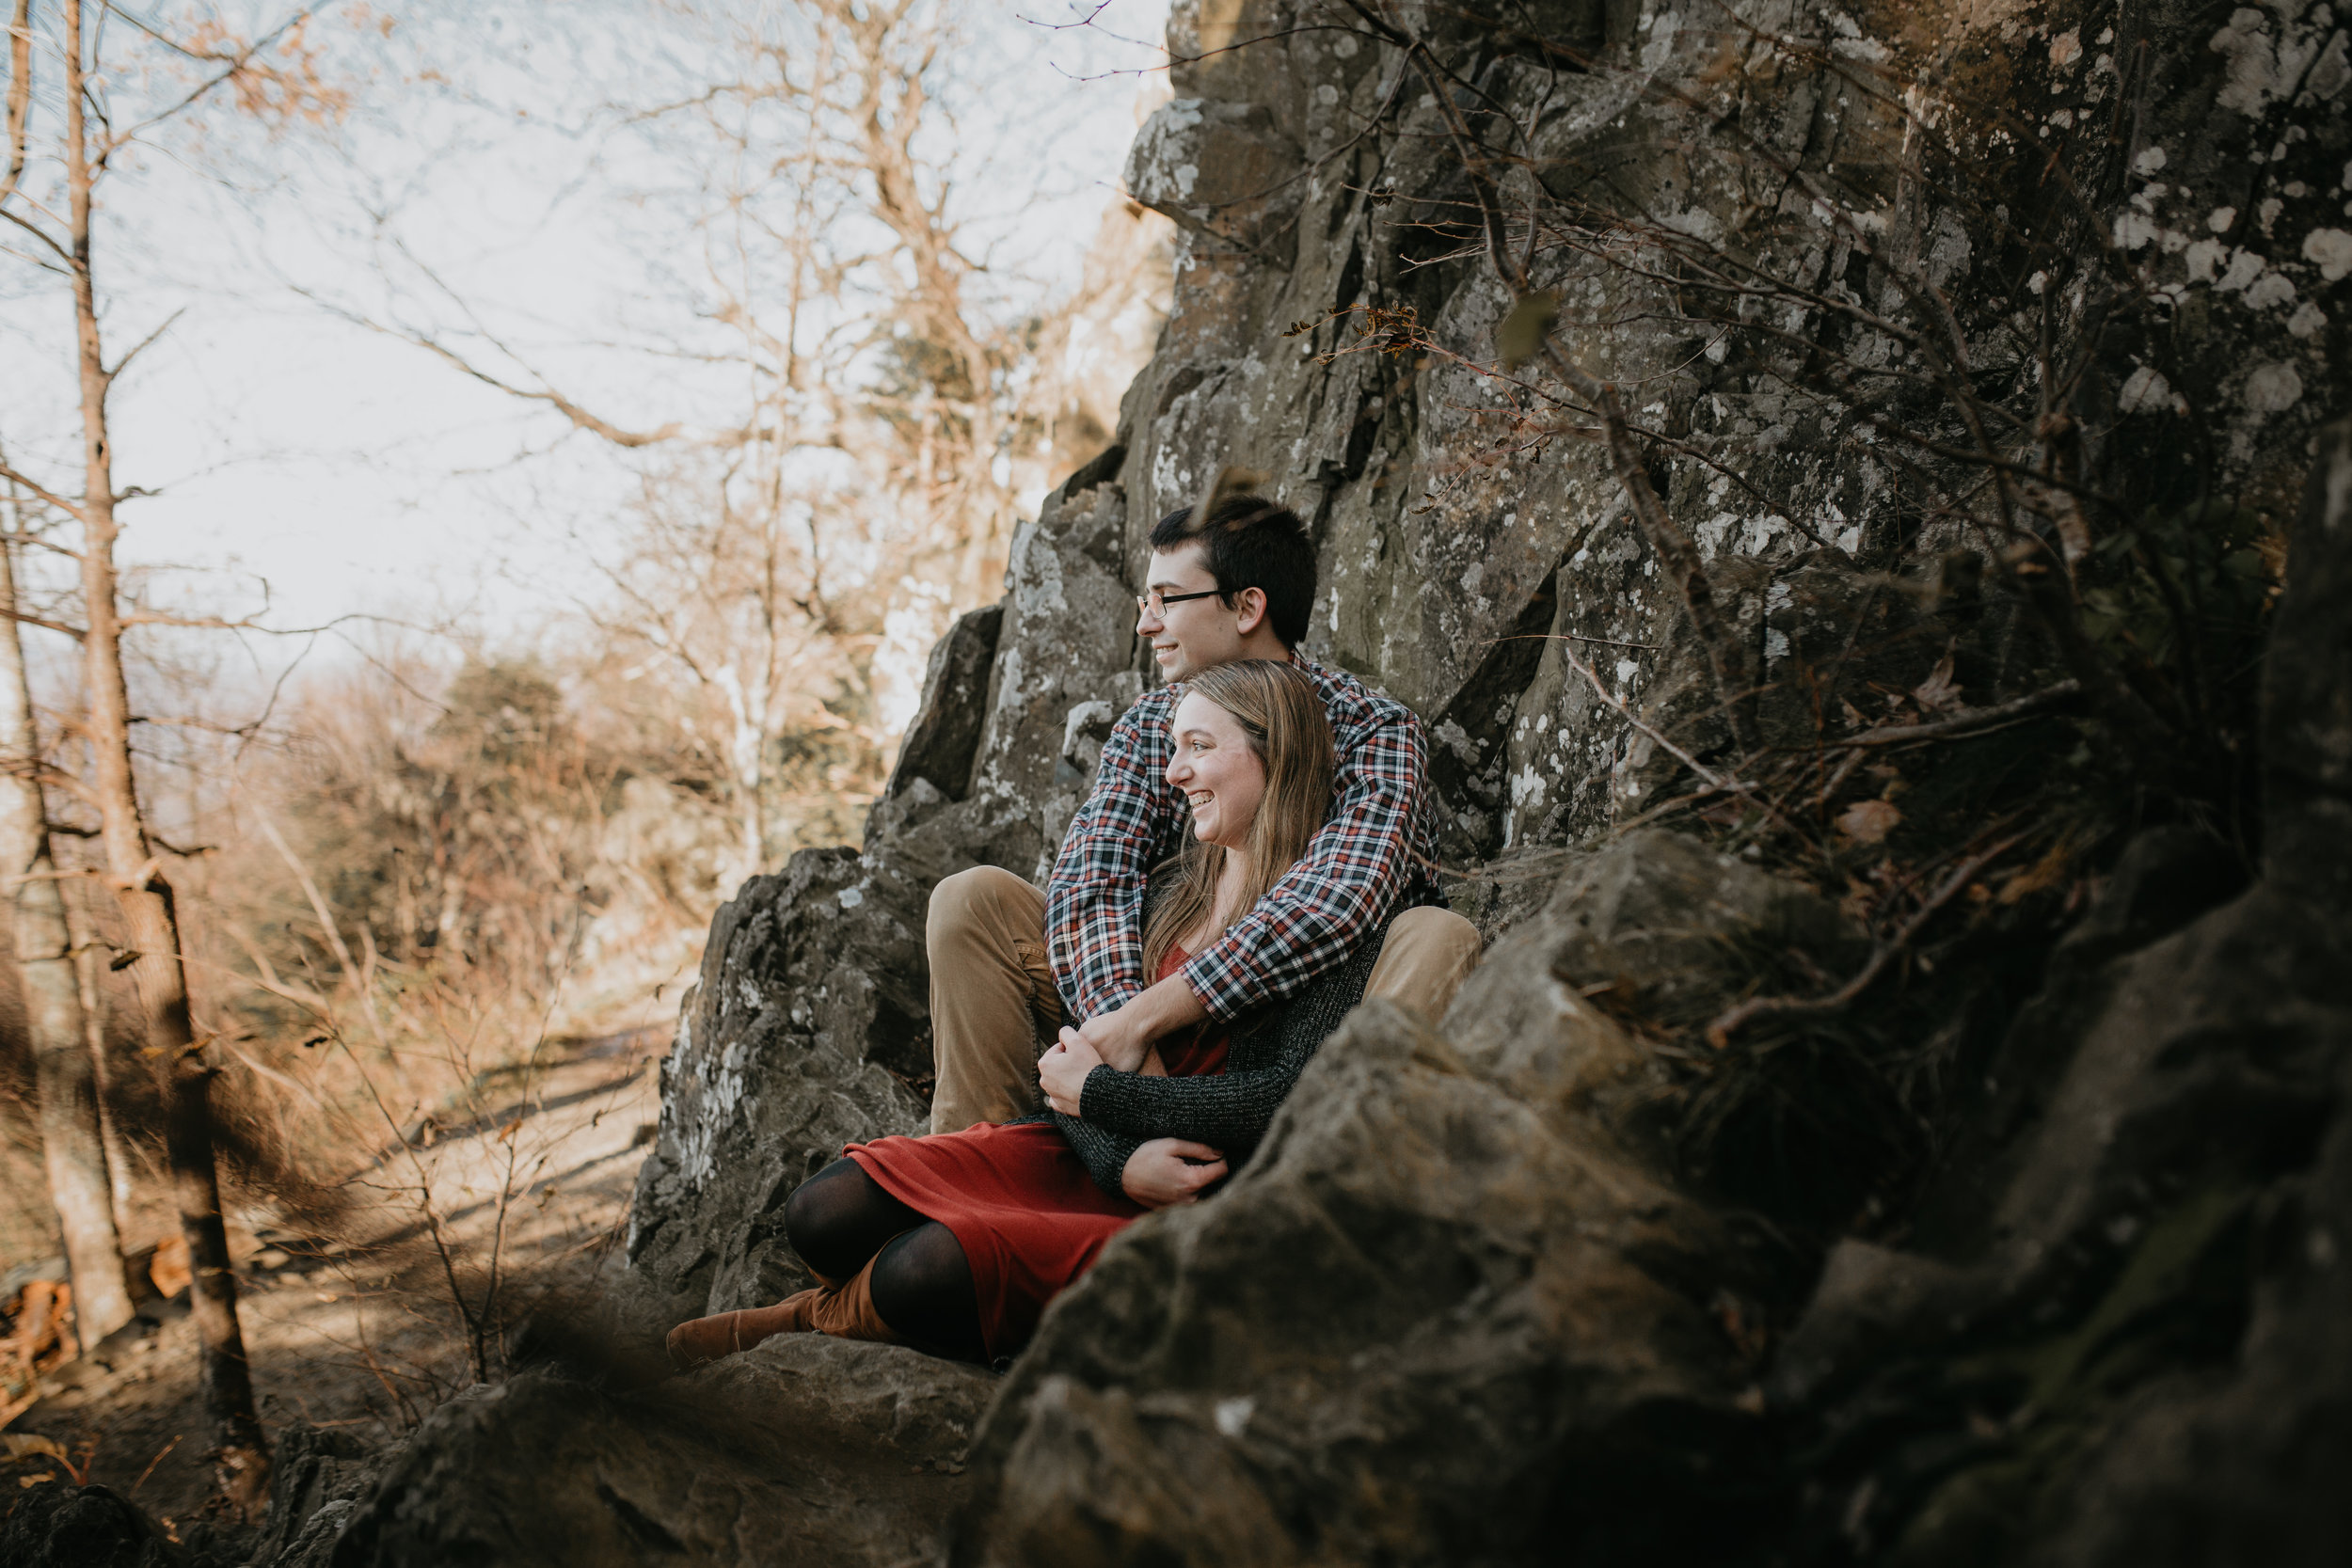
[665,660,1384,1367]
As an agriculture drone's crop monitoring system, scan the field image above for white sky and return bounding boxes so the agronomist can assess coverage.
[0,0,1172,672]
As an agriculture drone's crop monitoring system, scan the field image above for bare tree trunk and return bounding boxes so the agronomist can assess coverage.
[60,0,268,1513]
[0,524,133,1351]
[68,886,137,1215]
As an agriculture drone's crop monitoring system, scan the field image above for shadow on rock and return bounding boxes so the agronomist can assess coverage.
[326,1336,994,1568]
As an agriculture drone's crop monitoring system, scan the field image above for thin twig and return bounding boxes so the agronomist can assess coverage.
[131,1435,181,1493]
[1833,681,2084,749]
[1556,631,1740,793]
[1705,832,2029,1048]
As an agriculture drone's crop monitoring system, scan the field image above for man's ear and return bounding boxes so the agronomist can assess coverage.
[1231,586,1270,636]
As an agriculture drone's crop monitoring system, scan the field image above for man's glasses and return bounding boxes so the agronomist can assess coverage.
[1135,587,1226,618]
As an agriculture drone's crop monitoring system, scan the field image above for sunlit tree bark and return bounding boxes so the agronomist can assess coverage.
[58,0,271,1500]
[0,515,132,1352]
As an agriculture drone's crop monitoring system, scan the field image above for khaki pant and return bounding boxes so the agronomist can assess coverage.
[926,865,1483,1133]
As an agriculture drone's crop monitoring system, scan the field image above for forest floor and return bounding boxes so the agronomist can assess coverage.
[4,1025,664,1536]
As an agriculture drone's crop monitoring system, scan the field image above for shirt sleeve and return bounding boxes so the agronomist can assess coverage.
[1178,704,1427,1021]
[1045,694,1179,1021]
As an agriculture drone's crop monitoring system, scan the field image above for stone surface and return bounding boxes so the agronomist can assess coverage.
[1124,98,1307,263]
[886,604,1004,804]
[1765,420,2352,1566]
[0,1480,183,1568]
[955,999,1772,1567]
[244,1424,382,1568]
[326,1337,993,1568]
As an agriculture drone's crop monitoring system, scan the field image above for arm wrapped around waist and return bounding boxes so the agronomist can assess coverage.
[1076,1053,1310,1148]
[1075,924,1384,1153]
[1042,1109,1145,1200]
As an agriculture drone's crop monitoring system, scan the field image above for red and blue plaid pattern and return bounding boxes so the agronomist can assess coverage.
[1045,657,1443,1023]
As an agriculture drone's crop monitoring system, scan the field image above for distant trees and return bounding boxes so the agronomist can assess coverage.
[360,0,1166,876]
[224,656,625,1027]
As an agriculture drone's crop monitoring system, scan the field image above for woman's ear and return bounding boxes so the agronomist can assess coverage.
[1231,586,1270,636]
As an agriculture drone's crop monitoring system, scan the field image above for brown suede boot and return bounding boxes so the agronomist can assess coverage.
[800,1254,901,1344]
[663,1257,901,1370]
[663,1289,826,1370]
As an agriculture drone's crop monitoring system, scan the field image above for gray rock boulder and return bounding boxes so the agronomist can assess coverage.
[1767,420,2352,1566]
[950,841,1827,1563]
[326,1337,993,1568]
[1124,98,1306,263]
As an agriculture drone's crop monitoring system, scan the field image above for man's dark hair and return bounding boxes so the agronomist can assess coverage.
[1149,494,1316,648]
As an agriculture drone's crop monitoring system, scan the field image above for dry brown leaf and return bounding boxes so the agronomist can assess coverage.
[1998,841,2073,905]
[1836,800,1904,844]
[149,1233,191,1298]
[1912,650,1963,713]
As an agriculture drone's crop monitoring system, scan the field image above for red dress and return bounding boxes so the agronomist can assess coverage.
[846,949,1227,1359]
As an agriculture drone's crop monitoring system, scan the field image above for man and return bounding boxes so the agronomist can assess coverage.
[923,489,1482,1146]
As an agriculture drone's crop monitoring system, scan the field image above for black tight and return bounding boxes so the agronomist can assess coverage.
[783,1159,988,1363]
[783,1158,926,1279]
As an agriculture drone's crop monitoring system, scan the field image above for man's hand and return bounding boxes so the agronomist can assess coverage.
[1038,1027,1104,1115]
[1073,971,1209,1071]
[1120,1138,1227,1209]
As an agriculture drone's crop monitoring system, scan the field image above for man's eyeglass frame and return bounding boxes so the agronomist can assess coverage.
[1135,587,1227,618]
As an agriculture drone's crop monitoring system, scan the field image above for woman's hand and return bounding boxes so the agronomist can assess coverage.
[1120,1138,1227,1209]
[1038,1026,1105,1115]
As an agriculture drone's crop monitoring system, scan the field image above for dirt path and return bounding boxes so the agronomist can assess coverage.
[7,1029,664,1535]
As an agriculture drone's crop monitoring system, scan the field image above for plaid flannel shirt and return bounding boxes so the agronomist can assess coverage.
[1045,656,1443,1023]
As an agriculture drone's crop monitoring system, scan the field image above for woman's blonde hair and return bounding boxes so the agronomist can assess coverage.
[1140,659,1337,975]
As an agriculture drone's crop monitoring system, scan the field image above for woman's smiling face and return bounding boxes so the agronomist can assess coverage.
[1166,690,1266,851]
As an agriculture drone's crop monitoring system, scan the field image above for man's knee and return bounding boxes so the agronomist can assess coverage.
[928,864,1039,943]
[1367,906,1483,1021]
[1388,906,1482,964]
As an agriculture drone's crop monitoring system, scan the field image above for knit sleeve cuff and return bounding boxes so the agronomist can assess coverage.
[1078,1063,1129,1127]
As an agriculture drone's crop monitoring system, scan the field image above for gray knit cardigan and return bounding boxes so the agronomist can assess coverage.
[1026,892,1389,1200]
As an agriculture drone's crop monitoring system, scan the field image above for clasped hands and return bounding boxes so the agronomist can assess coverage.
[1036,975,1223,1210]
[1036,969,1208,1112]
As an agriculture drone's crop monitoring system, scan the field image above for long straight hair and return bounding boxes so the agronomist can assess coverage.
[1141,659,1337,975]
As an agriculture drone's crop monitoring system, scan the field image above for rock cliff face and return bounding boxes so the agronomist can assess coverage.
[225,2,2352,1563]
